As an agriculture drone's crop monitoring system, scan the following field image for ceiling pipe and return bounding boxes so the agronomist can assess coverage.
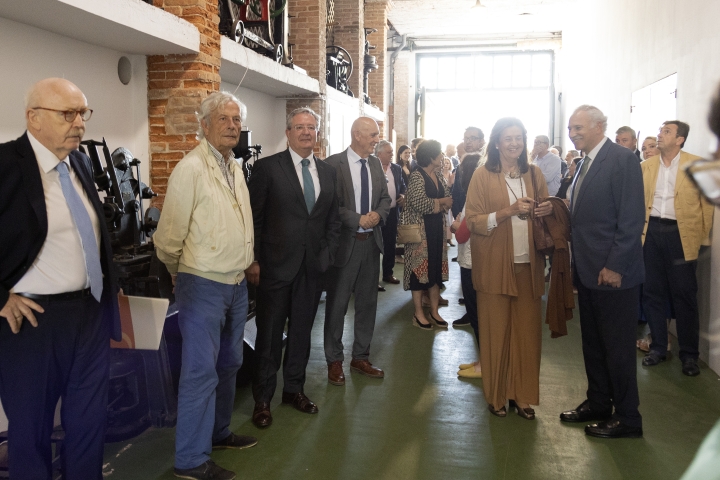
[388,34,407,136]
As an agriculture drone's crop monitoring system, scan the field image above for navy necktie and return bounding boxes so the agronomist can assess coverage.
[56,161,103,301]
[301,158,315,214]
[360,159,369,215]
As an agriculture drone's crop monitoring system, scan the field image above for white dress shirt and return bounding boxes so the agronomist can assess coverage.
[289,147,320,201]
[382,163,397,208]
[487,176,529,263]
[533,152,563,196]
[456,207,472,269]
[571,136,608,204]
[651,151,681,220]
[347,147,374,232]
[12,132,101,294]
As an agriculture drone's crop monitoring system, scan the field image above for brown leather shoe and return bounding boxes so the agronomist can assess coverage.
[328,361,345,386]
[281,392,318,414]
[382,276,400,284]
[252,402,272,429]
[350,359,385,379]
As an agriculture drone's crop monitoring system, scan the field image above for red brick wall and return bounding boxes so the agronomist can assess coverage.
[363,0,388,110]
[148,0,221,207]
[330,0,363,100]
[288,0,327,90]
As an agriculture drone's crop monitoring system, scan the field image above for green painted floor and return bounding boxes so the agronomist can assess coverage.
[103,246,720,480]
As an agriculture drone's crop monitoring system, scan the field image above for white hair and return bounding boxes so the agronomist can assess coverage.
[375,139,394,155]
[196,92,247,140]
[572,105,608,133]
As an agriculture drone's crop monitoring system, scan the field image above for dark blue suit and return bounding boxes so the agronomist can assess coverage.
[0,133,121,479]
[381,162,406,279]
[570,138,645,427]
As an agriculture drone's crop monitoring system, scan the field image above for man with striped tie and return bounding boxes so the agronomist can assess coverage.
[0,78,121,479]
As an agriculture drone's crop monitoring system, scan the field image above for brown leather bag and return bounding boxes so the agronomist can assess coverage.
[530,166,555,255]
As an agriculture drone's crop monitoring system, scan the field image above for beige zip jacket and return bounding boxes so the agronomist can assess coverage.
[154,138,254,284]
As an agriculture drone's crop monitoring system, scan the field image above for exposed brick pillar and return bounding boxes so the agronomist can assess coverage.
[287,0,328,158]
[331,0,363,100]
[393,51,410,148]
[288,0,327,90]
[148,0,221,207]
[363,0,388,111]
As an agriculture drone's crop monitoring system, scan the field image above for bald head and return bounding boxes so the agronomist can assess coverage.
[350,117,380,158]
[26,78,89,160]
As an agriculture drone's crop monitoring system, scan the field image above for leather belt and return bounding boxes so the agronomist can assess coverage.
[649,216,677,225]
[354,232,373,241]
[20,288,93,303]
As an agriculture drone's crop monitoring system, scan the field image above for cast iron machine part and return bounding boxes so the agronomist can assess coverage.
[363,27,379,105]
[219,0,289,65]
[326,45,354,97]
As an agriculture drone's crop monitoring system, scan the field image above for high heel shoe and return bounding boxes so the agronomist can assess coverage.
[430,314,448,328]
[413,316,433,330]
[488,404,507,417]
[509,400,535,420]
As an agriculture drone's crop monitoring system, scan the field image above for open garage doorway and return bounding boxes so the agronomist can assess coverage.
[416,51,554,148]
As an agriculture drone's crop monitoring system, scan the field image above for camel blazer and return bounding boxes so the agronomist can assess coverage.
[465,165,547,299]
[641,151,714,261]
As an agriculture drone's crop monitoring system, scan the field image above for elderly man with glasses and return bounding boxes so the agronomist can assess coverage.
[154,91,257,480]
[0,78,121,479]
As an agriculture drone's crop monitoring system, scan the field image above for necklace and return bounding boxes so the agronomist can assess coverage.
[504,177,528,220]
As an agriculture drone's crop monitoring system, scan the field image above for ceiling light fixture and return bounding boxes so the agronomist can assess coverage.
[472,0,487,8]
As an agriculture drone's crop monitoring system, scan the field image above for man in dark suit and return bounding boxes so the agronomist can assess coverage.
[615,125,642,160]
[246,107,340,428]
[376,139,406,285]
[0,78,121,479]
[324,117,391,386]
[560,105,646,439]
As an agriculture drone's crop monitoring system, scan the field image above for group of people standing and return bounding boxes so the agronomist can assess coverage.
[1,75,718,480]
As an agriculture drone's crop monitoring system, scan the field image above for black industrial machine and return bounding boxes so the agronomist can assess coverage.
[326,45,354,97]
[233,129,262,180]
[219,0,291,65]
[362,27,379,105]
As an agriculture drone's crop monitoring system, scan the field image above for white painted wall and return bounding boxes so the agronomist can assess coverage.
[0,17,149,185]
[220,82,288,158]
[560,0,720,372]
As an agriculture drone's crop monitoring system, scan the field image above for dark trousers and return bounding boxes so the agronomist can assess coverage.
[642,220,699,361]
[252,261,320,403]
[460,267,479,344]
[324,237,381,363]
[381,207,399,279]
[0,296,109,480]
[577,282,642,428]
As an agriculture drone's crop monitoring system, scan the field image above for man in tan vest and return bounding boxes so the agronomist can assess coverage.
[640,120,714,376]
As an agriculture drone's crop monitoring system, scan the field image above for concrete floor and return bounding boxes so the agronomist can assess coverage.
[103,246,720,479]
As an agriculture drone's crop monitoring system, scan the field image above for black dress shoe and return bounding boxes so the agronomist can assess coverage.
[642,351,666,366]
[212,433,258,450]
[682,358,700,376]
[281,392,319,414]
[585,419,643,438]
[378,285,386,292]
[452,316,470,327]
[252,402,272,429]
[174,460,235,480]
[560,400,611,423]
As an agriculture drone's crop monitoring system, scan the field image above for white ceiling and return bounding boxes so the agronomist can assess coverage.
[387,0,574,43]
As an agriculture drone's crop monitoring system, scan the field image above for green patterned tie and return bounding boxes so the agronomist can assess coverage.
[301,158,315,214]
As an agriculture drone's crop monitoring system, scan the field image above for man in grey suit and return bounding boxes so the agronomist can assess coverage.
[559,105,646,439]
[324,117,391,386]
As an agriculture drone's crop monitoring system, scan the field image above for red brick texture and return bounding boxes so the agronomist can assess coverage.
[363,0,388,111]
[330,0,364,100]
[148,0,221,207]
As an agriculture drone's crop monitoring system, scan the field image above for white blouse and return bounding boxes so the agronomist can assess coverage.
[487,176,530,263]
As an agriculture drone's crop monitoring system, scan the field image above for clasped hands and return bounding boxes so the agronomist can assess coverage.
[359,211,381,230]
[511,197,553,217]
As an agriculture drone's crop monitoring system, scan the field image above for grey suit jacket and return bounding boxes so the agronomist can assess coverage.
[325,150,391,268]
[570,139,645,290]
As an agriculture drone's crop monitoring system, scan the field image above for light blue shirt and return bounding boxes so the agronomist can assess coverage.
[533,151,563,196]
[347,146,373,232]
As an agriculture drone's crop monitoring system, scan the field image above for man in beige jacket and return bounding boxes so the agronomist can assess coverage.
[154,92,256,480]
[640,120,714,377]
